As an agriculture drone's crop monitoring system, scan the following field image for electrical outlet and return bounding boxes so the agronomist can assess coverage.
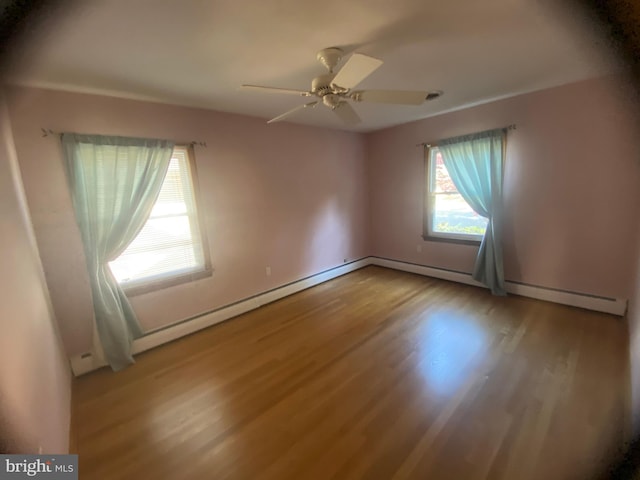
[417,245,423,253]
[38,445,43,454]
[343,258,347,263]
[265,266,271,276]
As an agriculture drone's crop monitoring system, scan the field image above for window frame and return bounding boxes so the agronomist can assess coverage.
[422,145,484,246]
[119,144,212,296]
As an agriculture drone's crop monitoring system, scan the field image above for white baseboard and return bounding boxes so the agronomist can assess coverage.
[369,257,627,316]
[70,255,627,376]
[70,258,370,376]
[370,257,486,288]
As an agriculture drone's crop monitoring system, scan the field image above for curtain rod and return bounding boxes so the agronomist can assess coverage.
[415,124,516,147]
[40,129,207,147]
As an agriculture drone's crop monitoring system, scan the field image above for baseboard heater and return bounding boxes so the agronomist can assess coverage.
[70,258,370,375]
[369,256,627,316]
[70,256,627,376]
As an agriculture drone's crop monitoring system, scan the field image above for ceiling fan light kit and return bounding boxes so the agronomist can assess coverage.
[241,47,439,126]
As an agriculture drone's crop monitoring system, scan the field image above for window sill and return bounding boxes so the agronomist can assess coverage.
[121,268,213,297]
[422,234,481,246]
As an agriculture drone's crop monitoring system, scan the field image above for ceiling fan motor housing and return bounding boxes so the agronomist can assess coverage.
[312,74,336,97]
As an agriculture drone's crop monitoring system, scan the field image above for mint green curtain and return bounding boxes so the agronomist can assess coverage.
[62,134,174,370]
[438,128,506,295]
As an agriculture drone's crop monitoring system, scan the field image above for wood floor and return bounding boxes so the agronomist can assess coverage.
[72,266,630,479]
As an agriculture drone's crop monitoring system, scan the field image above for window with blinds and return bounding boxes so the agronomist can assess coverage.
[109,146,208,290]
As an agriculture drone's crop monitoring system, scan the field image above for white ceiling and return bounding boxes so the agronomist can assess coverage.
[8,0,616,132]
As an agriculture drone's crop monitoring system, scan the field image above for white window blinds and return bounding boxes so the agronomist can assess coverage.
[109,146,205,286]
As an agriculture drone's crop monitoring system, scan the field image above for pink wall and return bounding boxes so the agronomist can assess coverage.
[0,91,71,453]
[368,76,640,299]
[6,86,370,357]
[6,77,639,364]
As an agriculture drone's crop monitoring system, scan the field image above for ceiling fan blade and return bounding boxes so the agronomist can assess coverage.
[353,90,428,105]
[267,101,318,124]
[331,53,383,90]
[333,102,361,126]
[241,84,311,96]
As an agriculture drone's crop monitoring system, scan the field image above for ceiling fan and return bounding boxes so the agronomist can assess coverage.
[241,47,432,126]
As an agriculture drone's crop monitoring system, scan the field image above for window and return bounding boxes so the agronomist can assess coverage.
[424,146,488,242]
[109,145,210,293]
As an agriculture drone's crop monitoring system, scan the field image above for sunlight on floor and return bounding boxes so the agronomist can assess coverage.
[416,310,488,397]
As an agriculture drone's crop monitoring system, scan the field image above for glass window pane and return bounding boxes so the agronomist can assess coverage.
[108,146,205,286]
[151,159,188,216]
[109,216,203,283]
[430,149,458,194]
[432,193,488,236]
